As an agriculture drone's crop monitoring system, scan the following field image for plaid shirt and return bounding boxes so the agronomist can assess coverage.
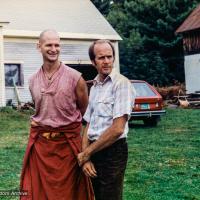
[84,69,136,141]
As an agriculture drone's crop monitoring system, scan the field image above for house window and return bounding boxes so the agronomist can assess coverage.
[4,63,24,87]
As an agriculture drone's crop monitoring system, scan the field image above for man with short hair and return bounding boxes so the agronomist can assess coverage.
[20,29,94,200]
[78,39,135,200]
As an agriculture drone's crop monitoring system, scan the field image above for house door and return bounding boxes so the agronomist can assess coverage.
[68,64,97,81]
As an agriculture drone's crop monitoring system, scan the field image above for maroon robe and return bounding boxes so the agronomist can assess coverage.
[20,122,94,200]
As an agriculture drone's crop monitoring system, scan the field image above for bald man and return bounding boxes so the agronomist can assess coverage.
[20,30,94,200]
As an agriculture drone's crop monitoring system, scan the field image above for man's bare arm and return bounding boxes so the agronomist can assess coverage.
[81,123,97,177]
[77,115,128,166]
[82,123,90,151]
[75,77,88,116]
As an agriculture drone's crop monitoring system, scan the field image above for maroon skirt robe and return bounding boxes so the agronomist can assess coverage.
[20,122,94,200]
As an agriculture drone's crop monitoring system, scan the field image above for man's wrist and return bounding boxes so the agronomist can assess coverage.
[82,141,89,151]
[84,146,92,158]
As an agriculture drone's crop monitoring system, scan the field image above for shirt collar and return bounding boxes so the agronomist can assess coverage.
[93,68,117,86]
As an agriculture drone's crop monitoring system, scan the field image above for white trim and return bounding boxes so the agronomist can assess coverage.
[0,26,6,106]
[4,37,91,44]
[5,86,25,89]
[3,29,122,41]
[4,60,24,64]
[113,42,120,72]
[63,60,92,65]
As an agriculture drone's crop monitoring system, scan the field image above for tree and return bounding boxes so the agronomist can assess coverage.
[102,0,200,85]
[91,0,111,16]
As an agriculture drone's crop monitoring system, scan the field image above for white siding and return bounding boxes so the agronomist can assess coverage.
[0,27,6,106]
[4,41,40,104]
[4,41,92,104]
[4,40,120,105]
[0,0,121,106]
[184,54,200,93]
[60,43,90,61]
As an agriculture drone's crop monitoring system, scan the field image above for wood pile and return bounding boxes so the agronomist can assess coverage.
[156,84,200,109]
[156,84,186,100]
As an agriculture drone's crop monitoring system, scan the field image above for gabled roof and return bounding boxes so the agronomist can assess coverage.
[176,4,200,33]
[0,0,121,40]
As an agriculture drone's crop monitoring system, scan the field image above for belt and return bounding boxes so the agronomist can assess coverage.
[31,120,65,140]
[31,120,40,127]
[41,132,65,140]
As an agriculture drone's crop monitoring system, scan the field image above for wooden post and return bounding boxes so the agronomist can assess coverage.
[0,22,9,107]
[12,78,21,106]
[113,42,120,72]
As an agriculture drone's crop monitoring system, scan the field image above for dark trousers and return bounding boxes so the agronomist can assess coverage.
[90,138,128,200]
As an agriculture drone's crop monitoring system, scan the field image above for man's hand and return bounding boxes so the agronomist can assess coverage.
[77,151,90,166]
[82,161,97,178]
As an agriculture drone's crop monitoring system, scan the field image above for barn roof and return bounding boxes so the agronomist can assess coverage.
[0,0,121,40]
[176,4,200,33]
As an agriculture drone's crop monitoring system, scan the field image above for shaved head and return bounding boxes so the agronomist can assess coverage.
[37,29,61,63]
[39,29,60,43]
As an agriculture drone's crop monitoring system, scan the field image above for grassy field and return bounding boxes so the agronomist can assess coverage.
[0,107,199,200]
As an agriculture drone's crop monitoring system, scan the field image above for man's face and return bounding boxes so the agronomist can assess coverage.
[92,43,114,80]
[38,32,61,63]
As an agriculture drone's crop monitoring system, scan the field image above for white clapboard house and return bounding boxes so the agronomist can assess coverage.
[0,0,121,106]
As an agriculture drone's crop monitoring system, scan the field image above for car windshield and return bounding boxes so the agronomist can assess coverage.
[132,82,157,97]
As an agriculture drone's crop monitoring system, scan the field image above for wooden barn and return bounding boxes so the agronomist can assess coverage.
[0,0,121,107]
[176,4,200,93]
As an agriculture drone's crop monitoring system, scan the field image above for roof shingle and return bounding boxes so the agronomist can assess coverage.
[0,0,120,39]
[176,4,200,33]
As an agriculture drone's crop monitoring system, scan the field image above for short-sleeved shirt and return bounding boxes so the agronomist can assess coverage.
[29,63,82,128]
[83,69,136,141]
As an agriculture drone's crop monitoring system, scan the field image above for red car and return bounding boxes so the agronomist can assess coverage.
[86,80,166,126]
[130,80,166,126]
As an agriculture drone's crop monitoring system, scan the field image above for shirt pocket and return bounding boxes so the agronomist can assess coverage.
[96,97,114,117]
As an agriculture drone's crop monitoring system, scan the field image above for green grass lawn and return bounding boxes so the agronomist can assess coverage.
[0,107,199,200]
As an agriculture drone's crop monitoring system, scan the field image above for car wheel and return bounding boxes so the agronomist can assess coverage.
[143,116,160,127]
